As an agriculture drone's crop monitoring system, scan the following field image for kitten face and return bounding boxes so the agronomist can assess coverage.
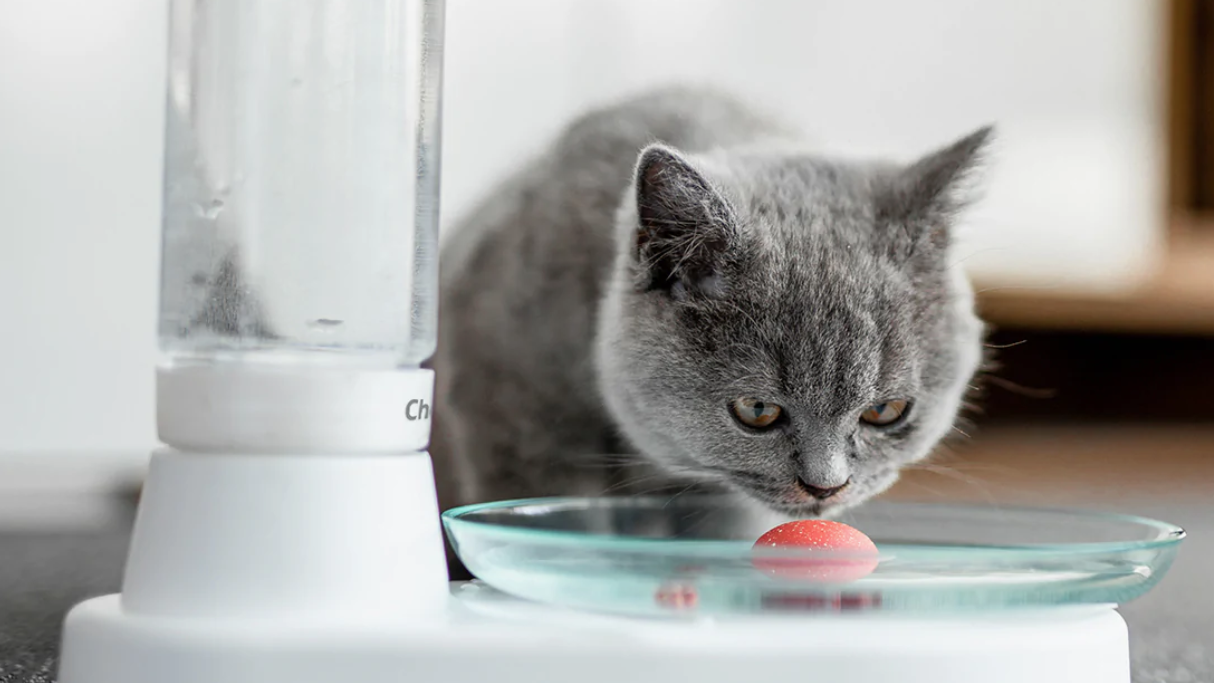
[595,130,989,516]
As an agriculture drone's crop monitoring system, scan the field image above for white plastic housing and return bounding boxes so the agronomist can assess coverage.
[61,586,1130,683]
[119,449,448,619]
[157,365,435,453]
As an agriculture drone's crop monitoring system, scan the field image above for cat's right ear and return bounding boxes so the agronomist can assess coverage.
[631,144,735,299]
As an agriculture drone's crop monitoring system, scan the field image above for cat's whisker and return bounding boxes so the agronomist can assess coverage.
[894,478,954,502]
[662,482,703,509]
[947,245,1008,270]
[937,462,1018,477]
[623,478,700,498]
[600,463,706,496]
[906,461,1002,508]
[924,451,1019,479]
[600,471,670,494]
[573,461,638,470]
[984,374,1057,399]
[912,461,981,482]
[573,452,646,468]
[605,469,672,488]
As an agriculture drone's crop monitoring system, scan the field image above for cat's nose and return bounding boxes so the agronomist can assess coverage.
[796,475,851,500]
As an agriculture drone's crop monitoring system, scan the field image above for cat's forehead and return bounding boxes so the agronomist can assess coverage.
[706,224,925,400]
[708,239,918,343]
[696,269,922,412]
[716,152,895,212]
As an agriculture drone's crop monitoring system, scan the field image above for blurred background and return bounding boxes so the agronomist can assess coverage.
[0,0,1212,678]
[1,0,1208,503]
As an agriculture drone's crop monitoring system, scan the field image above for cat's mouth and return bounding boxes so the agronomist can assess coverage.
[769,496,860,518]
[729,478,849,518]
[766,499,826,517]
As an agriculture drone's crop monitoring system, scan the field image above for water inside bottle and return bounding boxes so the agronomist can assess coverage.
[157,0,444,371]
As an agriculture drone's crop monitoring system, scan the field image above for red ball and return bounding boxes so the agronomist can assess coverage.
[752,520,879,583]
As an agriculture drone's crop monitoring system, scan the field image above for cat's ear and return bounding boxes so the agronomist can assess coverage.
[632,144,735,298]
[884,126,993,249]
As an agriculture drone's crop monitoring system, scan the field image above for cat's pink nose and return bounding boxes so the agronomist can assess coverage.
[796,476,850,500]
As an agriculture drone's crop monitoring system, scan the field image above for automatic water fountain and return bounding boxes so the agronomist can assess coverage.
[57,3,1182,682]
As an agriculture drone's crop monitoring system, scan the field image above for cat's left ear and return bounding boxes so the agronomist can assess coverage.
[885,126,993,247]
[631,144,736,298]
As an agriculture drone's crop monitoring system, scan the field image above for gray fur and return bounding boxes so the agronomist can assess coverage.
[432,86,988,521]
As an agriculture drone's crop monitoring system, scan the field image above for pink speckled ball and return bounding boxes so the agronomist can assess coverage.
[752,520,879,582]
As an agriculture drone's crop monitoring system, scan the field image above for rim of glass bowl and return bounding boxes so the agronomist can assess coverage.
[442,496,1185,560]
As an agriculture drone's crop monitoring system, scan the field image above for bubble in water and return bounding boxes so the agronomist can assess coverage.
[193,198,225,220]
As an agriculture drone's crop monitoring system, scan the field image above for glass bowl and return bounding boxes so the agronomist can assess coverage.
[442,496,1184,616]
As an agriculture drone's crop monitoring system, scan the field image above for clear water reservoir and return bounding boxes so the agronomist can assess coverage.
[158,0,444,371]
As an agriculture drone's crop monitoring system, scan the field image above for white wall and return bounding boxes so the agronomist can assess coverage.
[0,0,1165,465]
[0,0,164,463]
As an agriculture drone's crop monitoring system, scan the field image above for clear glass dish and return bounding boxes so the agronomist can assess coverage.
[442,496,1185,616]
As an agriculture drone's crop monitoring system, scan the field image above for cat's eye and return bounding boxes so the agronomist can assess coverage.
[731,398,783,429]
[860,399,910,427]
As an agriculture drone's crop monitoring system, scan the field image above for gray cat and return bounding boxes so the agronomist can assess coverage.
[432,86,988,526]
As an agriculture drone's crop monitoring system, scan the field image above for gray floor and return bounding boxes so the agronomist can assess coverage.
[0,496,1209,682]
[1114,501,1214,683]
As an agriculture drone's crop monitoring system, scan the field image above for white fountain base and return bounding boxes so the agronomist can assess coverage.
[57,448,1129,683]
[61,585,1129,683]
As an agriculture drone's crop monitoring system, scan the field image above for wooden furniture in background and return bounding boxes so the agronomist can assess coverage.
[977,219,1214,336]
[978,1,1214,337]
[882,424,1214,505]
